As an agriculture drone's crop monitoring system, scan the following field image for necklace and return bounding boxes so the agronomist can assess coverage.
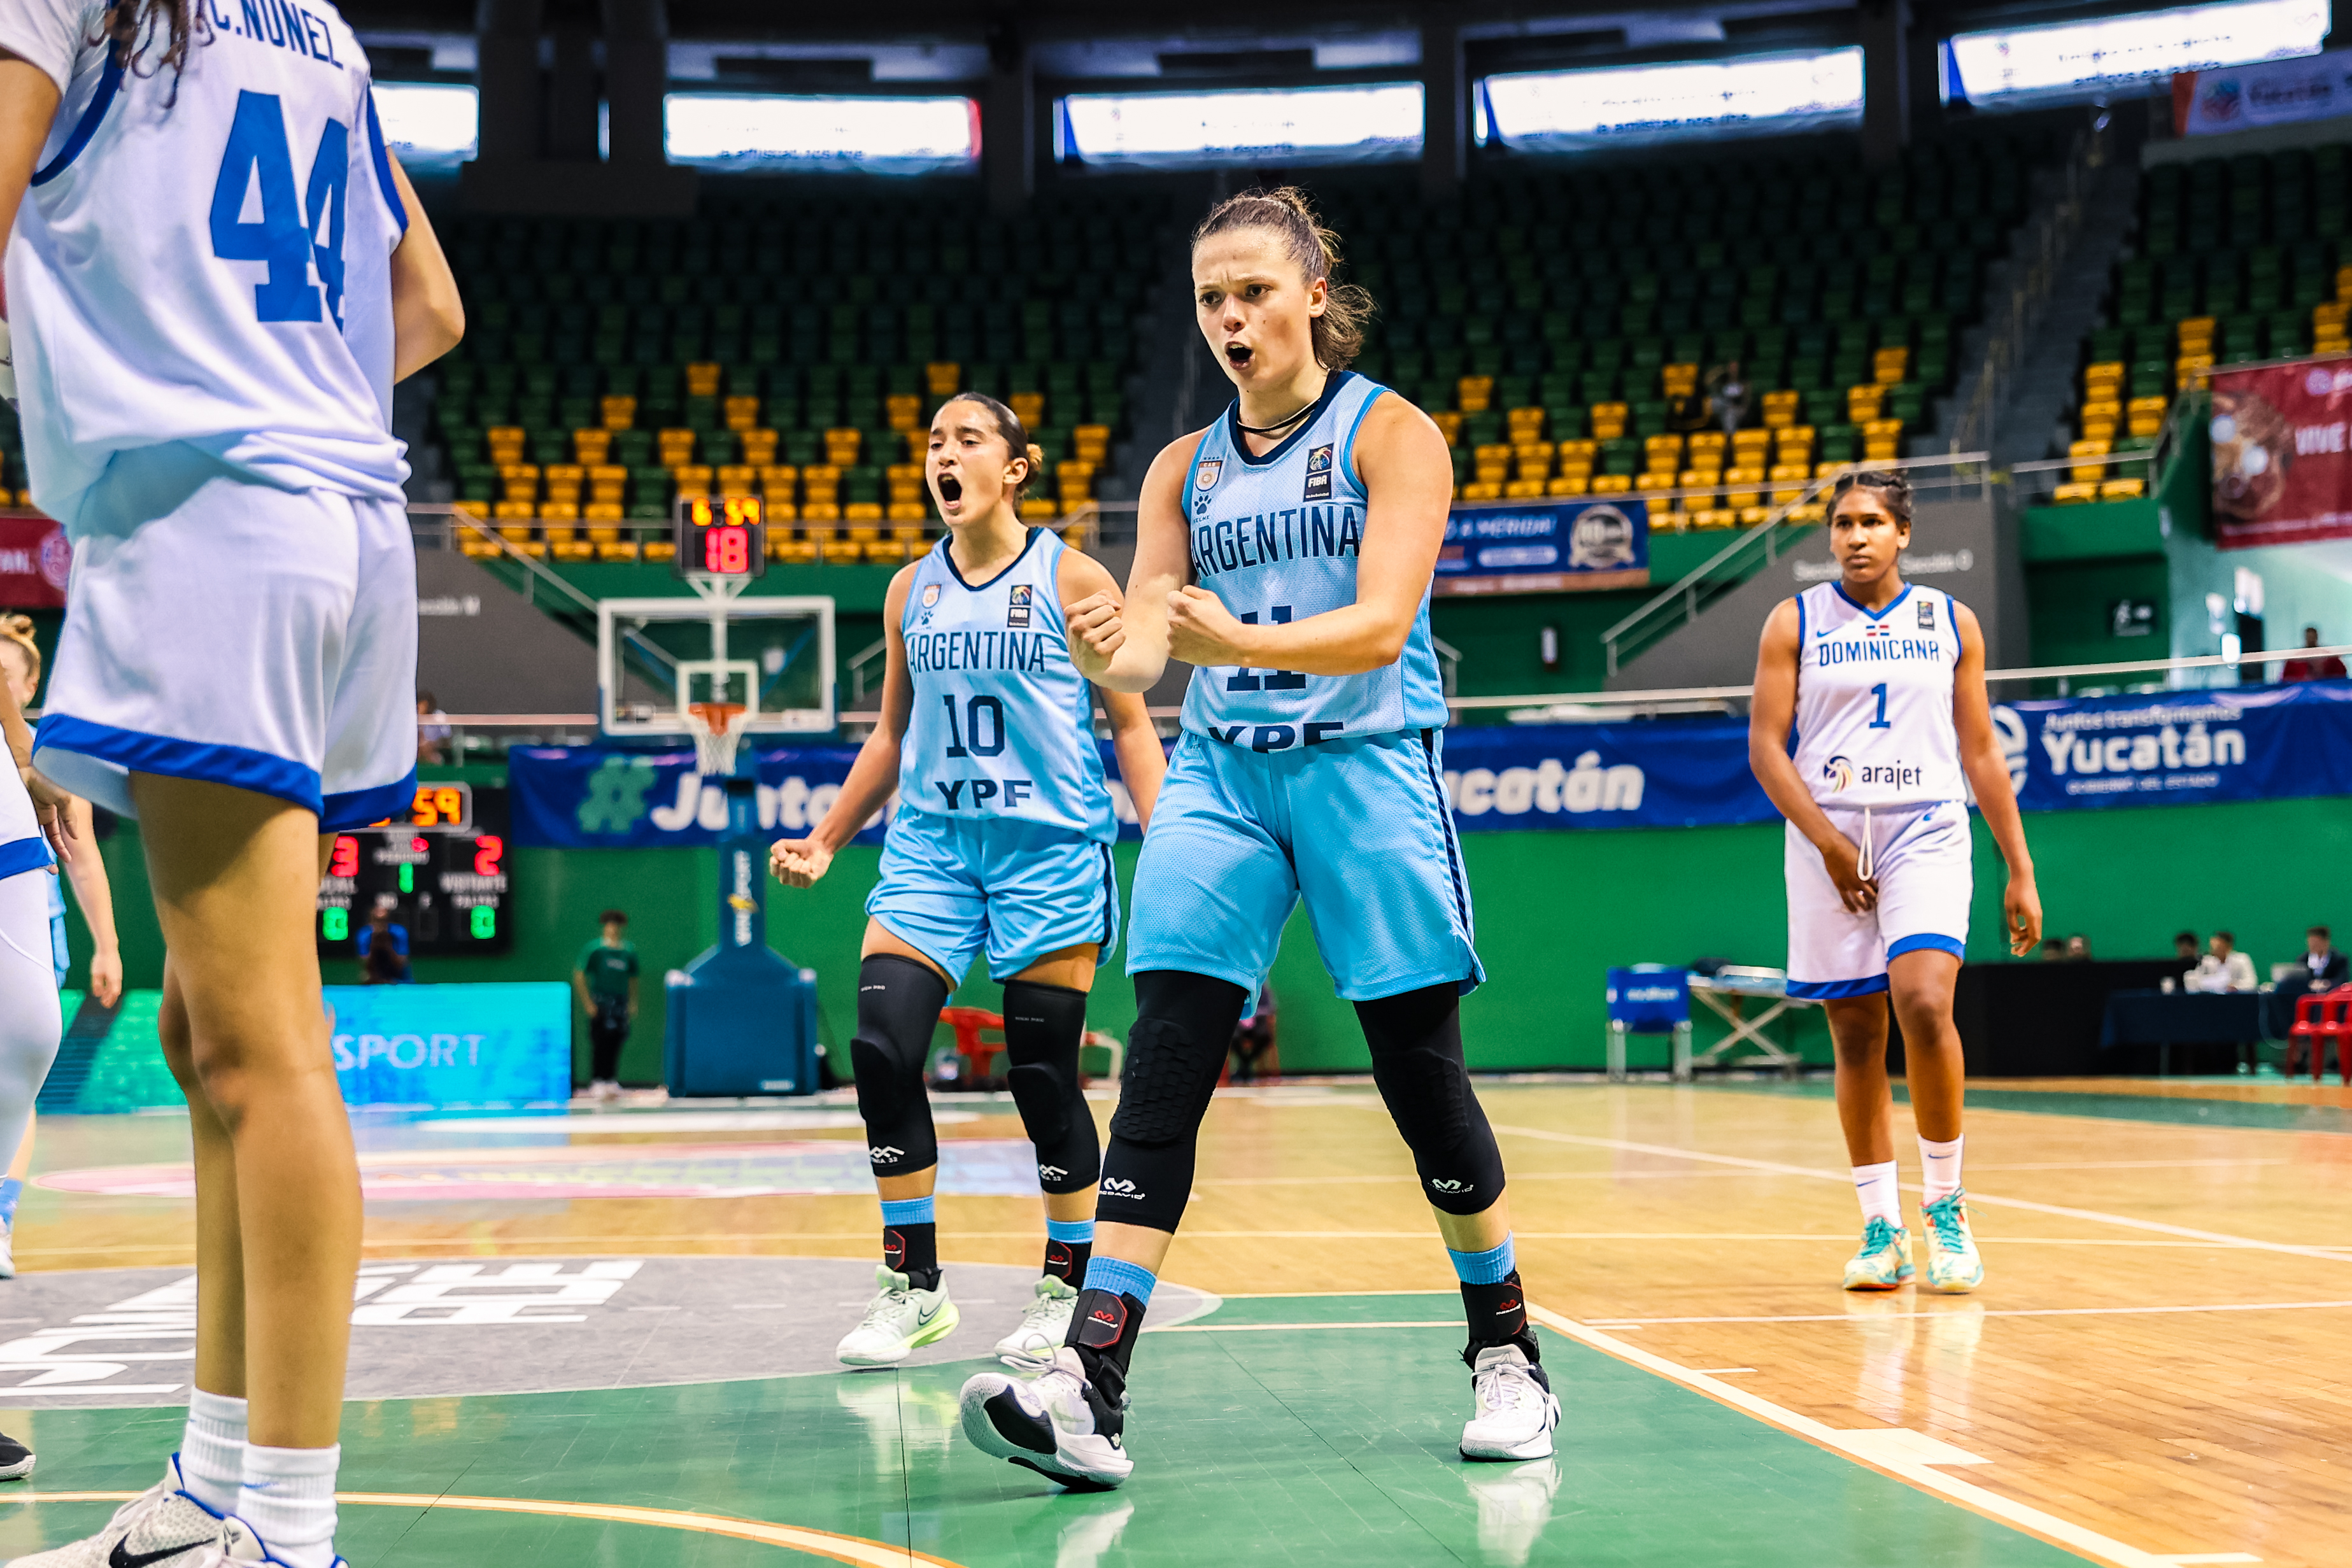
[1234,401,1315,437]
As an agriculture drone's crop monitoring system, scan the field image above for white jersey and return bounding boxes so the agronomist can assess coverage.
[0,0,408,528]
[0,761,52,884]
[1791,581,1966,809]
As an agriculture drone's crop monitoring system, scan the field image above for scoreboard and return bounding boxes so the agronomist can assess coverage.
[316,783,514,957]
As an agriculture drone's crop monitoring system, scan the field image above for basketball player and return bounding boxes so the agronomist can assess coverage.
[0,616,122,1281]
[1747,470,2041,1294]
[0,622,66,1485]
[0,0,462,1561]
[956,189,1558,1492]
[770,392,1165,1372]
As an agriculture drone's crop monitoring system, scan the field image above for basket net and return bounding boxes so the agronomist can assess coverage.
[686,702,751,776]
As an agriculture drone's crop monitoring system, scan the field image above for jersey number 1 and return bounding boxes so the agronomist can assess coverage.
[209,92,347,327]
[1869,682,1891,730]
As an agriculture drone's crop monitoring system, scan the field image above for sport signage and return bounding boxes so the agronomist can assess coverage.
[510,680,2352,847]
[2210,360,2352,548]
[326,982,570,1108]
[2176,48,2352,137]
[1436,498,1649,595]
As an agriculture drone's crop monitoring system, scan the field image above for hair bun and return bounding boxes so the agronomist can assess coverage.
[1026,442,1045,471]
[0,614,32,639]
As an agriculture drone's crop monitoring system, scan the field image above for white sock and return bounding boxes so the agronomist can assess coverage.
[1851,1161,1901,1225]
[237,1444,339,1568]
[1919,1135,1964,1204]
[179,1388,247,1516]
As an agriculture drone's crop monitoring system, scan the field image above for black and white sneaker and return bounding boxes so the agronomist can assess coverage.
[958,1347,1133,1490]
[0,1428,32,1480]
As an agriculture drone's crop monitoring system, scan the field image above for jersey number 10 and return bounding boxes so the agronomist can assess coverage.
[209,91,347,327]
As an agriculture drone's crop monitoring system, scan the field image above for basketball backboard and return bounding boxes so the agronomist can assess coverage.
[596,585,836,738]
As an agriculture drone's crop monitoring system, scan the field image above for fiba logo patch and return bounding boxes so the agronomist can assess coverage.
[1008,583,1031,628]
[1823,754,1855,793]
[1917,596,1936,630]
[1303,444,1333,502]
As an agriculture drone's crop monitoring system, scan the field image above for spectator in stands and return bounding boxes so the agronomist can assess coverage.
[357,902,411,985]
[2064,934,2093,961]
[1706,361,1750,437]
[2281,626,2347,682]
[2193,930,2257,992]
[417,691,450,765]
[574,909,639,1101]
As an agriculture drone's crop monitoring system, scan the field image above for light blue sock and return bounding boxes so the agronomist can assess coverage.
[1082,1256,1157,1305]
[0,1178,21,1227]
[879,1197,935,1227]
[1045,1218,1095,1244]
[1448,1235,1516,1285]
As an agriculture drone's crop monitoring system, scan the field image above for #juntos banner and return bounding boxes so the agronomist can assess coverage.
[2210,360,2352,547]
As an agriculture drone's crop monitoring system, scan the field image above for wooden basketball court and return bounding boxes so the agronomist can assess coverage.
[0,1076,2344,1566]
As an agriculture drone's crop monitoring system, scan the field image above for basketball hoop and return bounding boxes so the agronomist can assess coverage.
[686,701,751,777]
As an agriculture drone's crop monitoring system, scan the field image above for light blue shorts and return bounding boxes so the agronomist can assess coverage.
[867,809,1119,985]
[1127,728,1483,1001]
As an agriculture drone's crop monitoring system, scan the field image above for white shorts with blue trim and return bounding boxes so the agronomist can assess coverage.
[1127,728,1484,1003]
[867,810,1119,985]
[32,442,417,832]
[1785,799,1973,999]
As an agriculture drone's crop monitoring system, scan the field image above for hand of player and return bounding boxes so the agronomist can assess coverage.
[769,837,833,889]
[1814,833,1877,914]
[1063,589,1126,676]
[2004,872,2043,957]
[22,766,73,865]
[87,948,123,1009]
[1166,584,1252,667]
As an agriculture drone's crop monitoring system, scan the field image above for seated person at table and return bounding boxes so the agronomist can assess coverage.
[2172,931,2200,985]
[2193,931,2257,993]
[2039,938,2067,961]
[2303,925,2348,988]
[2281,626,2347,682]
[2064,934,2092,960]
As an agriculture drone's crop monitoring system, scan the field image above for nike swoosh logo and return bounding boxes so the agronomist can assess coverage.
[113,1541,216,1568]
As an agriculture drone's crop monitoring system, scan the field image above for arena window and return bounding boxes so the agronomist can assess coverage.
[1477,48,1864,154]
[662,94,981,174]
[1054,83,1424,169]
[1948,0,2327,107]
[372,82,478,166]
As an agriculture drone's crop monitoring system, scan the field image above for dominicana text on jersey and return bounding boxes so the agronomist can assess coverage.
[898,529,1116,842]
[1179,372,1449,751]
[1793,582,1966,807]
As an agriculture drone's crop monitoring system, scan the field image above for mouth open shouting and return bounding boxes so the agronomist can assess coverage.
[935,471,964,506]
[1225,342,1254,370]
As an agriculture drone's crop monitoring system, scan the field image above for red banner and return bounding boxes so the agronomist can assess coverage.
[2210,360,2352,549]
[0,514,68,608]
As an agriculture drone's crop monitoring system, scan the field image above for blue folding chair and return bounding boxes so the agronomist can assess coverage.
[1605,966,1694,1083]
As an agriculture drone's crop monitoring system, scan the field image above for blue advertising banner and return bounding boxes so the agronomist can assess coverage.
[510,681,2352,847]
[325,982,572,1108]
[1435,498,1650,596]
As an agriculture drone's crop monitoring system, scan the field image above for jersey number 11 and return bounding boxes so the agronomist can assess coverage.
[209,91,347,328]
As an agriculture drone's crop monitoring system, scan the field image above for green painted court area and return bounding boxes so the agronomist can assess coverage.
[0,1294,2077,1566]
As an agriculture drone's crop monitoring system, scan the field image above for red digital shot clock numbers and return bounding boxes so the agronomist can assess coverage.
[676,495,767,581]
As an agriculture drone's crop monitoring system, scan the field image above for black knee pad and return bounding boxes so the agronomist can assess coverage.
[1357,983,1506,1216]
[1096,971,1249,1232]
[1002,979,1099,1194]
[850,954,949,1175]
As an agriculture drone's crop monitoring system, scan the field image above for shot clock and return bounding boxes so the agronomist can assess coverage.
[676,495,767,581]
[316,784,514,957]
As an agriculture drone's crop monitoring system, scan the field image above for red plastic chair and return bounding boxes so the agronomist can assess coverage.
[2288,987,2352,1084]
[939,1006,1005,1083]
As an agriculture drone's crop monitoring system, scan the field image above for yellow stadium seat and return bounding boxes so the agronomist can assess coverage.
[1547,475,1590,497]
[2053,481,2099,504]
[2068,438,2112,483]
[1459,481,1504,500]
[1590,474,1633,494]
[2098,477,2148,501]
[1760,390,1801,428]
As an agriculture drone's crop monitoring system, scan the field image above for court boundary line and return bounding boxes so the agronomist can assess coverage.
[1524,1303,2173,1568]
[1490,1125,2352,1265]
[8,1492,970,1567]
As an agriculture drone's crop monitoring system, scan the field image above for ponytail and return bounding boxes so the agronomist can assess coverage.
[0,613,40,689]
[942,392,1046,502]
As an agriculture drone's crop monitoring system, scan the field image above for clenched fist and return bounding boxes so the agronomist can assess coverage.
[770,837,833,889]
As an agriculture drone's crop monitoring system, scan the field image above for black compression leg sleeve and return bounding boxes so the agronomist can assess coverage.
[850,955,951,1176]
[1356,982,1508,1216]
[1001,979,1100,1195]
[1096,971,1250,1233]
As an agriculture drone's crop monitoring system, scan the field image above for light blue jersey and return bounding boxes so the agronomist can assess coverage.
[1179,372,1448,750]
[898,528,1114,843]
